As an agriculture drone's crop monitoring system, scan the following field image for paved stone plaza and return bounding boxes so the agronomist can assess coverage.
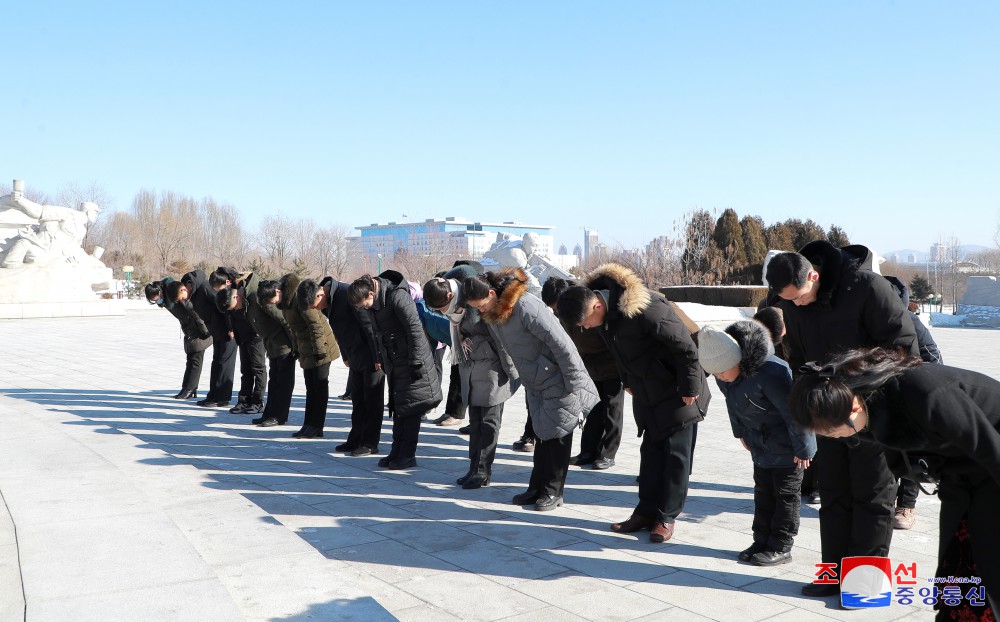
[2,308,994,621]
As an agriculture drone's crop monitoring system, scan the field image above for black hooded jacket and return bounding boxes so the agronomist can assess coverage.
[319,277,374,371]
[583,263,708,440]
[775,241,919,371]
[182,269,230,342]
[359,270,442,418]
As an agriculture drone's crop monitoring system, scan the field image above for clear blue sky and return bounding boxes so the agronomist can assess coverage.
[4,1,998,256]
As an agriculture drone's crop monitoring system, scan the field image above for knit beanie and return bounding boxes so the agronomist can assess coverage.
[697,325,742,374]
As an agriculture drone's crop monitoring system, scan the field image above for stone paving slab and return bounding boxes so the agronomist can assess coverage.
[0,312,985,620]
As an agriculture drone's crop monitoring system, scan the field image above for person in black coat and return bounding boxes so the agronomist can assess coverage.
[210,268,267,415]
[165,269,238,407]
[145,278,212,399]
[557,263,709,542]
[700,322,815,567]
[302,276,386,456]
[766,240,919,597]
[542,276,624,471]
[790,348,1000,618]
[349,271,442,470]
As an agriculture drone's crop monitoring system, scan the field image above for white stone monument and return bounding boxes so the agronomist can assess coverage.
[0,180,114,305]
[480,232,575,293]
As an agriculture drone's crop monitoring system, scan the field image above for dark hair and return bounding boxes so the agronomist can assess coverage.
[453,259,484,272]
[422,277,452,310]
[461,271,524,302]
[788,347,923,431]
[297,278,320,311]
[144,281,162,303]
[541,277,570,307]
[257,280,279,305]
[348,274,376,306]
[555,285,598,326]
[753,306,785,345]
[209,266,238,289]
[164,279,184,303]
[215,287,236,313]
[766,252,813,292]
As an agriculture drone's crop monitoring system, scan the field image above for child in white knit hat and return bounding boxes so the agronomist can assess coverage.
[698,322,816,566]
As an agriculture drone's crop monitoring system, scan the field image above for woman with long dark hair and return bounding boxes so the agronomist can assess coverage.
[789,347,1000,617]
[463,269,598,511]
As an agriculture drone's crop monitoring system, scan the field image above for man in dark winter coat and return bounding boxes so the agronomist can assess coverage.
[766,240,919,597]
[216,274,296,427]
[301,276,386,456]
[557,263,709,543]
[146,278,212,399]
[166,269,237,407]
[210,268,267,415]
[349,271,442,470]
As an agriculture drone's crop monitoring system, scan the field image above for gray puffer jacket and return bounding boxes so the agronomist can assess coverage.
[482,269,599,440]
[457,306,520,407]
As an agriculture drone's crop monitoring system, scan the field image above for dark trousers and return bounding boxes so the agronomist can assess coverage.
[896,478,920,509]
[467,404,504,478]
[636,424,696,524]
[521,393,535,440]
[579,378,624,460]
[816,437,897,573]
[388,414,421,461]
[181,349,205,392]
[237,337,267,404]
[937,471,1000,616]
[206,338,237,403]
[444,363,468,419]
[263,353,295,423]
[302,363,330,430]
[529,431,574,498]
[753,465,804,552]
[801,451,819,495]
[346,366,386,450]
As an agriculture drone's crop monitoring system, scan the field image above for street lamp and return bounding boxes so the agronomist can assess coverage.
[122,265,134,300]
[377,253,383,273]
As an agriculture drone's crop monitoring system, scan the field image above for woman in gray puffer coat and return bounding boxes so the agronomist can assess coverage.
[463,269,599,511]
[424,267,521,489]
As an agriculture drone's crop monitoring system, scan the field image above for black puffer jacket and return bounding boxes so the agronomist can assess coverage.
[583,263,709,441]
[183,269,230,342]
[715,321,816,469]
[775,241,919,371]
[161,277,212,354]
[361,270,442,418]
[319,277,373,371]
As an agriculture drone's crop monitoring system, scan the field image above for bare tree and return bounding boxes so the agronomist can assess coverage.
[943,235,964,313]
[201,198,252,268]
[54,181,115,248]
[259,214,294,274]
[311,224,354,279]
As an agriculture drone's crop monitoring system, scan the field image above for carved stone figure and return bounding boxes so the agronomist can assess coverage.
[481,232,574,293]
[0,180,114,303]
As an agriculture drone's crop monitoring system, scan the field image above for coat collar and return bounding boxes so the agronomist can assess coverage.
[481,268,529,325]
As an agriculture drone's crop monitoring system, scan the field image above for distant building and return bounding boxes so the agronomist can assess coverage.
[572,243,583,259]
[930,243,947,263]
[584,229,600,261]
[357,217,555,259]
[907,253,918,263]
[558,243,568,255]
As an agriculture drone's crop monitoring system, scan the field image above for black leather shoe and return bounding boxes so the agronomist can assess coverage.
[173,389,196,399]
[751,550,792,566]
[592,457,615,470]
[534,495,563,511]
[462,474,490,489]
[229,402,250,414]
[197,399,228,408]
[350,446,374,457]
[338,392,352,400]
[387,457,417,470]
[292,428,307,438]
[512,489,540,505]
[611,514,655,533]
[256,417,282,427]
[456,472,474,485]
[335,443,357,453]
[298,426,323,439]
[458,425,471,435]
[571,454,596,467]
[801,582,839,597]
[377,456,394,468]
[738,542,766,562]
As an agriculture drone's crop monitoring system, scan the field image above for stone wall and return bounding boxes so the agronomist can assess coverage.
[660,285,770,308]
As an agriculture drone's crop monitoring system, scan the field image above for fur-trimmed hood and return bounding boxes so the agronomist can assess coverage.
[481,268,530,325]
[725,320,774,378]
[583,263,651,319]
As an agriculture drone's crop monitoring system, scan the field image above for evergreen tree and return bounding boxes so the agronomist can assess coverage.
[713,208,747,267]
[827,225,850,247]
[786,218,827,250]
[910,274,932,302]
[740,215,768,264]
[765,222,796,251]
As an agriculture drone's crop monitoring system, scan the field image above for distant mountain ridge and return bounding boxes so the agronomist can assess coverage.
[882,244,990,263]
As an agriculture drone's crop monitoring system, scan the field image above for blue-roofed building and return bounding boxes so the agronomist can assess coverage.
[357,217,555,259]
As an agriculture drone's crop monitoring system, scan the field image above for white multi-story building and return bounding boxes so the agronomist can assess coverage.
[357,217,555,259]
